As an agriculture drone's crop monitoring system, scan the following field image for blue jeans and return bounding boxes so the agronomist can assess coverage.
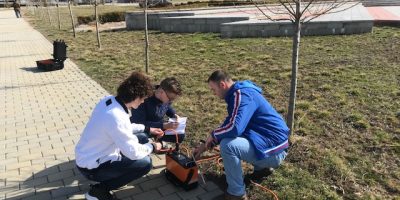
[135,132,185,144]
[220,137,287,196]
[77,155,152,191]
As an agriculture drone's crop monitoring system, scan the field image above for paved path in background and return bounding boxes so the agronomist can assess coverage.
[366,6,400,21]
[0,10,223,200]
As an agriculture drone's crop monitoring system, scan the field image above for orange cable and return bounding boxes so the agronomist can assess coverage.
[250,180,279,200]
[161,135,279,199]
[194,148,279,200]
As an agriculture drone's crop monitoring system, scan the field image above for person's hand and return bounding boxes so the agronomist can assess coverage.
[205,135,216,149]
[163,122,179,130]
[193,142,207,160]
[152,142,162,153]
[150,128,164,138]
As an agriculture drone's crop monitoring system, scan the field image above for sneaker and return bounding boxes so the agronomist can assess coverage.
[246,168,274,183]
[225,192,248,200]
[85,184,120,200]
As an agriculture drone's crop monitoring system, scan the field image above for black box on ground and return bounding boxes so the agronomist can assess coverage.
[36,59,64,71]
[36,40,68,71]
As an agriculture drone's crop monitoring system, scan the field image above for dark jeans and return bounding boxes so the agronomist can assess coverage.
[14,10,22,18]
[135,132,185,144]
[77,155,152,190]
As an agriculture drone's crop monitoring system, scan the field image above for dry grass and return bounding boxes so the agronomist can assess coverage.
[24,5,400,199]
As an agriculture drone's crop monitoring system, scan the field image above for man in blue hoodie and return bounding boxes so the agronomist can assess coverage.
[194,70,289,200]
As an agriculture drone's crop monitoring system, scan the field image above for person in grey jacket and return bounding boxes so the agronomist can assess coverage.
[75,72,163,200]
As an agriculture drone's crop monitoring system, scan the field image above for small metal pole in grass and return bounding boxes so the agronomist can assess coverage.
[144,0,149,74]
[40,4,45,20]
[47,1,53,26]
[56,0,61,30]
[95,0,102,49]
[68,0,76,38]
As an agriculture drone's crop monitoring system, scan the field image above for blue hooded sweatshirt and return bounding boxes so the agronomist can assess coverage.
[211,80,290,160]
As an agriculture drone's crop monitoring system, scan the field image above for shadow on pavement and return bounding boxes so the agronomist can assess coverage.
[3,159,204,200]
[20,66,51,73]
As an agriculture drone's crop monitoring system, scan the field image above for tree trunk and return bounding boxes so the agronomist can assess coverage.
[287,0,301,137]
[95,1,101,49]
[47,5,52,25]
[68,0,76,38]
[144,0,149,73]
[57,0,61,30]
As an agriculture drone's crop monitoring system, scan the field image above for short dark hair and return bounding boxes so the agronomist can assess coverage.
[207,70,231,83]
[117,72,153,103]
[160,77,182,95]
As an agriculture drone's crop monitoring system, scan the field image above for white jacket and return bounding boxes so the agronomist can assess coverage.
[75,95,153,169]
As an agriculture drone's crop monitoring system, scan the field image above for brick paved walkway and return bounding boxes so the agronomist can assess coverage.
[0,10,223,200]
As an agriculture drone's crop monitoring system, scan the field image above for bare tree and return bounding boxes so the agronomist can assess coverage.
[143,0,149,73]
[68,0,76,38]
[46,0,53,26]
[252,0,358,137]
[56,0,61,30]
[94,0,101,49]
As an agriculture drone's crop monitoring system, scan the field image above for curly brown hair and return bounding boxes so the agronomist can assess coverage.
[116,72,153,103]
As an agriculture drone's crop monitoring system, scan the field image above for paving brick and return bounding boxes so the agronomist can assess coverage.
[48,169,74,182]
[17,142,41,151]
[200,181,220,192]
[131,190,162,200]
[128,176,149,186]
[3,146,18,154]
[159,193,182,200]
[114,185,143,199]
[52,195,68,200]
[157,183,182,196]
[55,154,74,163]
[139,177,168,191]
[0,179,4,187]
[6,140,28,148]
[58,161,77,171]
[42,147,66,157]
[22,176,48,188]
[2,182,19,192]
[68,193,86,200]
[152,154,166,168]
[148,166,166,176]
[18,152,43,162]
[35,181,64,193]
[31,155,56,166]
[5,187,35,199]
[1,170,20,180]
[39,138,62,147]
[197,189,224,200]
[177,187,207,200]
[17,134,39,142]
[51,186,81,198]
[27,136,50,145]
[6,160,31,170]
[5,149,31,159]
[21,191,52,200]
[63,174,87,187]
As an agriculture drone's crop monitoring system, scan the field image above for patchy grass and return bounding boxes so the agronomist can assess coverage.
[24,6,400,199]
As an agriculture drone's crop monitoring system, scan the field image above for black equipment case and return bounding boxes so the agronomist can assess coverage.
[37,40,68,71]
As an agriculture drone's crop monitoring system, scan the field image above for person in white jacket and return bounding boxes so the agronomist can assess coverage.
[75,72,164,200]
